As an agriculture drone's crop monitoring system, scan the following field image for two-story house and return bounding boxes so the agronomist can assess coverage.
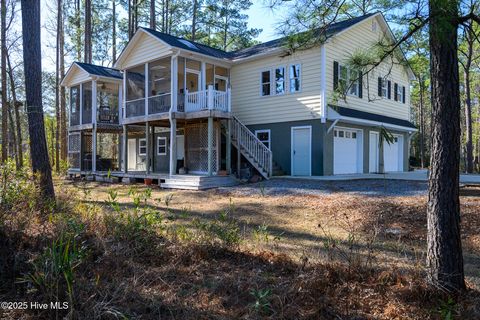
[62,12,416,189]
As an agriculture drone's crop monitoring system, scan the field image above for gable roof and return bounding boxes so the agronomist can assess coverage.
[140,27,233,60]
[231,13,378,60]
[61,62,122,87]
[74,62,123,79]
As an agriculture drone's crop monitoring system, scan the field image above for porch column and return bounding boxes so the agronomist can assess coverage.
[226,119,231,174]
[146,122,150,174]
[169,119,177,175]
[171,55,178,111]
[79,83,83,125]
[123,125,128,173]
[145,62,149,116]
[91,80,97,173]
[201,61,206,90]
[208,117,214,176]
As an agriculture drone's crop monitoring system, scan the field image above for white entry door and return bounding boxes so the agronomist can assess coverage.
[291,126,311,176]
[127,139,137,171]
[334,128,361,174]
[384,135,403,172]
[369,132,379,173]
[176,135,185,160]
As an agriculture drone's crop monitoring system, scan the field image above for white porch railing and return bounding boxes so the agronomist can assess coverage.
[185,85,231,113]
[231,115,272,178]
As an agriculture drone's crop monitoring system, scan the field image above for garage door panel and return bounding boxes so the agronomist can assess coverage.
[334,128,361,175]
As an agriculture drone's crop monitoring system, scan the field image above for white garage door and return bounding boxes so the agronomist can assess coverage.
[334,128,361,174]
[384,135,403,172]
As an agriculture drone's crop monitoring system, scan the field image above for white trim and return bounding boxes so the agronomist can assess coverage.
[333,125,364,174]
[157,136,167,155]
[274,66,286,96]
[291,125,312,176]
[320,45,327,122]
[260,69,272,97]
[340,115,417,132]
[254,129,271,150]
[138,138,147,156]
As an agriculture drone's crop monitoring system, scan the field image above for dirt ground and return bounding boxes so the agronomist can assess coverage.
[61,178,480,290]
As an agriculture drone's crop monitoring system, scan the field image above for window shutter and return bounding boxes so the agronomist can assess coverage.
[402,86,406,103]
[387,80,391,99]
[333,61,339,90]
[394,83,398,101]
[358,72,363,98]
[378,77,382,96]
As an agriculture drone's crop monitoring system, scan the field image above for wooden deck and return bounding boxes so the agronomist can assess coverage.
[67,170,238,190]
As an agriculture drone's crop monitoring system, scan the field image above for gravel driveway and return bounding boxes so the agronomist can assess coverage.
[219,178,428,197]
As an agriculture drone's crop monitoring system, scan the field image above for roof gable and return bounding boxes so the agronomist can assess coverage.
[61,62,122,87]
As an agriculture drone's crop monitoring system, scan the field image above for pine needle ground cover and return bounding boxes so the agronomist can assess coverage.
[1,173,479,319]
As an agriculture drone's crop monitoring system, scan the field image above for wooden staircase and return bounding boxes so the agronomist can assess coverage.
[160,175,238,190]
[230,116,273,179]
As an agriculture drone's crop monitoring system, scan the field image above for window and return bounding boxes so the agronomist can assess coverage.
[289,64,301,93]
[139,139,147,156]
[380,78,388,98]
[397,84,404,103]
[337,64,360,97]
[348,69,359,96]
[275,67,285,94]
[255,130,271,149]
[334,129,357,139]
[157,137,167,155]
[261,71,271,96]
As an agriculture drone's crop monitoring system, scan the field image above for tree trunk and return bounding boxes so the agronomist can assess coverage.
[427,0,465,292]
[55,0,61,172]
[112,0,117,64]
[464,69,473,173]
[75,0,81,61]
[419,79,425,168]
[191,0,198,41]
[6,50,22,169]
[7,105,17,166]
[59,0,67,164]
[150,0,156,29]
[1,0,8,163]
[84,0,92,63]
[21,0,55,200]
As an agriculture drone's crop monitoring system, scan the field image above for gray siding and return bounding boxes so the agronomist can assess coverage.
[248,119,325,176]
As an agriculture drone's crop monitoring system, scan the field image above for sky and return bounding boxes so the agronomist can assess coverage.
[39,1,284,73]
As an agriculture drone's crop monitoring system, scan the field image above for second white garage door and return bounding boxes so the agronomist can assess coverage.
[383,135,403,172]
[334,128,362,174]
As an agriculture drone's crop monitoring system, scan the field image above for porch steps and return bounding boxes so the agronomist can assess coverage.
[229,116,273,179]
[160,175,238,190]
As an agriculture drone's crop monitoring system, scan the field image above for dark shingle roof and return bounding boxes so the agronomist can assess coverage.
[75,62,123,79]
[332,105,417,129]
[139,13,378,60]
[231,13,378,59]
[140,27,233,60]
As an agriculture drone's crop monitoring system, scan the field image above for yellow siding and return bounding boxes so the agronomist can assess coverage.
[121,32,173,69]
[68,67,90,86]
[325,15,411,120]
[231,48,322,125]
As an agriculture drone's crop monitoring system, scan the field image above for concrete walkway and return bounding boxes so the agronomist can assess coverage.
[276,169,480,184]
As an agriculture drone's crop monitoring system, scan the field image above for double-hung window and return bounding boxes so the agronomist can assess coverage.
[348,69,359,96]
[289,64,301,93]
[261,70,271,96]
[139,139,147,156]
[381,78,388,97]
[157,137,167,155]
[275,67,285,95]
[397,84,404,103]
[255,130,271,149]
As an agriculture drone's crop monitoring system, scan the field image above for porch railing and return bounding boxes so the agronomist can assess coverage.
[98,107,119,124]
[125,98,145,118]
[148,93,171,115]
[184,86,230,113]
[231,115,272,178]
[124,86,231,118]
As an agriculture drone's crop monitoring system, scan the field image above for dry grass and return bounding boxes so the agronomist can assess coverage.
[1,176,480,319]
